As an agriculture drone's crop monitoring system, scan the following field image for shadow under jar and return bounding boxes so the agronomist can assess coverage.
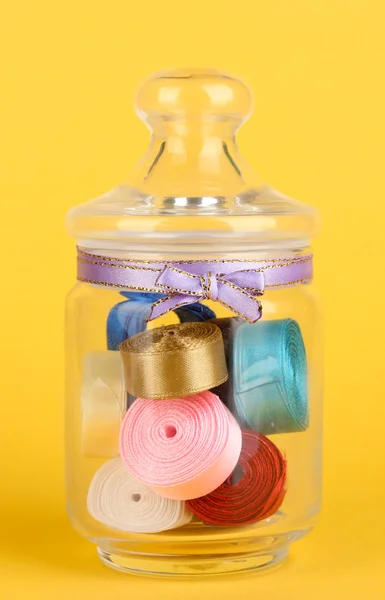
[65,68,322,577]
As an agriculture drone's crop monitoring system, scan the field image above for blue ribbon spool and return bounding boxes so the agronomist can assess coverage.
[106,292,216,351]
[233,319,308,434]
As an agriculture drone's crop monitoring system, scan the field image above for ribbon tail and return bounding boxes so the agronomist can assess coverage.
[217,281,263,323]
[148,294,202,321]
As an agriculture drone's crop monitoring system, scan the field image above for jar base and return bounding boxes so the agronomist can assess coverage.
[96,546,289,578]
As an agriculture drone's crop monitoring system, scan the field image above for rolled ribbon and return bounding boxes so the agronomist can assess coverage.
[107,292,216,351]
[87,458,193,533]
[119,391,242,500]
[119,322,228,399]
[209,317,244,412]
[187,429,287,526]
[106,292,162,351]
[107,293,217,408]
[233,319,308,434]
[78,248,313,323]
[81,351,126,457]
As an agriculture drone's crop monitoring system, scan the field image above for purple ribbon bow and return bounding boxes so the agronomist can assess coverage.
[153,266,265,322]
[77,249,313,323]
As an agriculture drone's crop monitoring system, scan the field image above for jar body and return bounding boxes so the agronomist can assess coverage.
[65,248,322,576]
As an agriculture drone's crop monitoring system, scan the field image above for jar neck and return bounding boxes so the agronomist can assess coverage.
[149,117,239,139]
[129,118,252,197]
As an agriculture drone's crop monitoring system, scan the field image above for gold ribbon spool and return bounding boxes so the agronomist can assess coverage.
[120,322,228,399]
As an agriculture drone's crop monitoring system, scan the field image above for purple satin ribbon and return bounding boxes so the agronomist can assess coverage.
[77,249,313,323]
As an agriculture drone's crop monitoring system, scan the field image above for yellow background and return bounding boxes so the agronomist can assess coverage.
[1,0,384,598]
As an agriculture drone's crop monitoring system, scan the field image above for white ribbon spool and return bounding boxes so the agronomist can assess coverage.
[87,458,193,533]
[81,351,126,457]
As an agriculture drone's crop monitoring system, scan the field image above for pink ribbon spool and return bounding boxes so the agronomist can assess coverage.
[119,391,242,500]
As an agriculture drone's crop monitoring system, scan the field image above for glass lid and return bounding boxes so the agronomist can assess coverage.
[67,68,317,256]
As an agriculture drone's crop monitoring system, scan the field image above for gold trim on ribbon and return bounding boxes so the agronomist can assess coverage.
[77,247,313,266]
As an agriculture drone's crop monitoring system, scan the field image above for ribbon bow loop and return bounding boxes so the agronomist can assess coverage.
[150,266,264,323]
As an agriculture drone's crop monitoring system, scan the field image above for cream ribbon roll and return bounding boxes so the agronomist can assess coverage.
[87,458,193,533]
[81,351,126,458]
[119,391,242,500]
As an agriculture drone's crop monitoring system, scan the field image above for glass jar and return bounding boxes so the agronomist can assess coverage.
[65,68,322,577]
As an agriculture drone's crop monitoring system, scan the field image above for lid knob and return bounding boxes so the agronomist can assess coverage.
[135,68,253,124]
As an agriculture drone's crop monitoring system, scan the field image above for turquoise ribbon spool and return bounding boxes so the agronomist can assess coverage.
[233,319,308,434]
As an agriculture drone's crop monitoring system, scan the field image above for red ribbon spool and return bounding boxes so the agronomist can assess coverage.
[187,429,287,526]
